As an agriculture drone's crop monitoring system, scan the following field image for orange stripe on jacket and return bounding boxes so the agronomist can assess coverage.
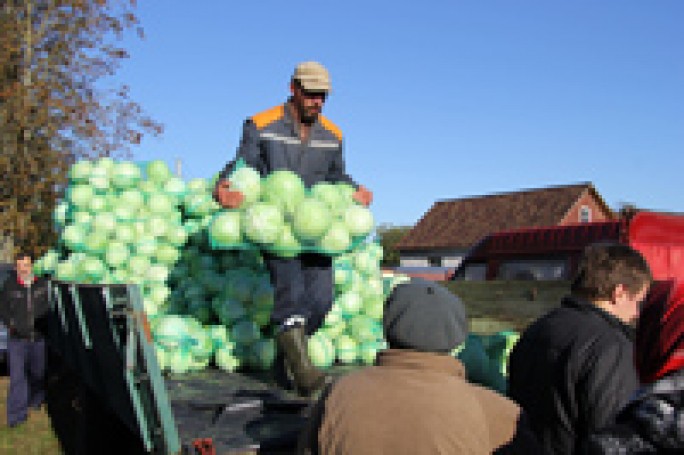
[251,105,285,129]
[251,104,343,141]
[319,115,343,141]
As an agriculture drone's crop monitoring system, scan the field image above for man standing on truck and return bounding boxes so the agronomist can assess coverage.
[0,252,50,427]
[507,242,653,454]
[214,61,372,397]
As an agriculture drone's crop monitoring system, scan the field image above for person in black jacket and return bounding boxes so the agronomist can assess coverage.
[585,279,684,454]
[507,242,652,454]
[0,252,50,427]
[214,62,372,397]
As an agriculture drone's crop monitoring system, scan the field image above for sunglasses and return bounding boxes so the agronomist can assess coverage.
[299,88,328,100]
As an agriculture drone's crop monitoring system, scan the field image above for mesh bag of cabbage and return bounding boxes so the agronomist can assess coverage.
[209,159,374,257]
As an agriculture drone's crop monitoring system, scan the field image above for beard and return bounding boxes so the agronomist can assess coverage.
[300,106,320,125]
[291,97,321,125]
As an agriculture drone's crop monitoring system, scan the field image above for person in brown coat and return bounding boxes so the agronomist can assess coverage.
[297,278,541,454]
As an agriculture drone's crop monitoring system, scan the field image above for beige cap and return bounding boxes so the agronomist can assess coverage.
[292,61,331,92]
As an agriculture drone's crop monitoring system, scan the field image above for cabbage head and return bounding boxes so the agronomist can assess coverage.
[91,212,117,233]
[310,182,343,211]
[163,177,187,198]
[344,204,374,238]
[215,347,241,372]
[308,333,335,368]
[69,160,93,183]
[186,178,209,194]
[78,257,106,283]
[56,260,78,281]
[62,224,87,252]
[214,298,246,326]
[147,192,176,215]
[167,349,192,374]
[209,211,242,248]
[292,198,331,243]
[242,203,284,245]
[88,164,110,191]
[146,160,171,185]
[165,225,189,247]
[231,319,261,345]
[154,243,180,266]
[230,165,262,206]
[119,189,145,212]
[68,184,95,210]
[250,338,275,371]
[318,221,351,254]
[270,224,301,258]
[335,335,358,364]
[53,201,69,229]
[88,195,109,213]
[336,291,363,317]
[83,229,109,255]
[261,170,305,215]
[111,161,142,188]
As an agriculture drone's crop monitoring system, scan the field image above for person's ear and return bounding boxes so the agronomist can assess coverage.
[612,284,629,305]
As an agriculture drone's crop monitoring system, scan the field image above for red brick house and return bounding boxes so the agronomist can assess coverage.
[396,183,614,272]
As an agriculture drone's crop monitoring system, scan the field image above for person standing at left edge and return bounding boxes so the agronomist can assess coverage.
[0,252,50,427]
[214,61,373,397]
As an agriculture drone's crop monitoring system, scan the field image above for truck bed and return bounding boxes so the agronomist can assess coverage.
[166,368,307,453]
[165,366,357,454]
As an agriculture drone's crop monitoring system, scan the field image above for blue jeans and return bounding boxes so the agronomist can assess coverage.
[263,253,334,335]
[7,337,46,426]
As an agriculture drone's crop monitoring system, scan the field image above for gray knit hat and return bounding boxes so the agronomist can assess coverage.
[383,278,468,353]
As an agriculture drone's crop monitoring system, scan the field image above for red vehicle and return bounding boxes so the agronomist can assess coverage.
[627,211,684,282]
[452,211,684,282]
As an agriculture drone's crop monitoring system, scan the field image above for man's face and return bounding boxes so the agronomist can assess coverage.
[615,283,650,325]
[291,83,327,124]
[16,256,32,278]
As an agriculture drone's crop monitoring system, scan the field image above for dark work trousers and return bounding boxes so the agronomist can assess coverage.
[263,253,334,335]
[7,337,46,426]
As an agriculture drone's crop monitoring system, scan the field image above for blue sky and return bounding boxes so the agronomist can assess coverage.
[115,1,684,226]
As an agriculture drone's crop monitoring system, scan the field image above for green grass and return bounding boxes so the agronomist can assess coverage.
[0,376,61,454]
[443,280,571,333]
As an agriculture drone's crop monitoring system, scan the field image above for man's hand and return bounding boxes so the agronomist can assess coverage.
[213,180,245,209]
[352,185,373,207]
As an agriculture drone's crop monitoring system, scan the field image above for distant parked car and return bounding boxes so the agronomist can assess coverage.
[0,262,12,365]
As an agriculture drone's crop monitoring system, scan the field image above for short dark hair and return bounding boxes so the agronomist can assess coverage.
[15,251,33,262]
[571,242,652,300]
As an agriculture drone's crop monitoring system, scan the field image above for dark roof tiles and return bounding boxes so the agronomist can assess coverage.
[398,183,611,250]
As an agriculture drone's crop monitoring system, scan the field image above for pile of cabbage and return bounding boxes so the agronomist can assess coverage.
[38,158,196,287]
[208,162,375,257]
[457,330,520,394]
[35,158,520,389]
[151,246,277,374]
[307,244,409,368]
[34,158,401,375]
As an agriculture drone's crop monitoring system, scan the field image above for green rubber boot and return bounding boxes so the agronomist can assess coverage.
[276,325,331,397]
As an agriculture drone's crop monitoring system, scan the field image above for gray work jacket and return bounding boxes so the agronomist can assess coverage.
[219,102,356,188]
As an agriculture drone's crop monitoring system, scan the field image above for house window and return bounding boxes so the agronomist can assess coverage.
[462,264,487,281]
[498,259,569,281]
[580,205,592,223]
[428,256,442,267]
